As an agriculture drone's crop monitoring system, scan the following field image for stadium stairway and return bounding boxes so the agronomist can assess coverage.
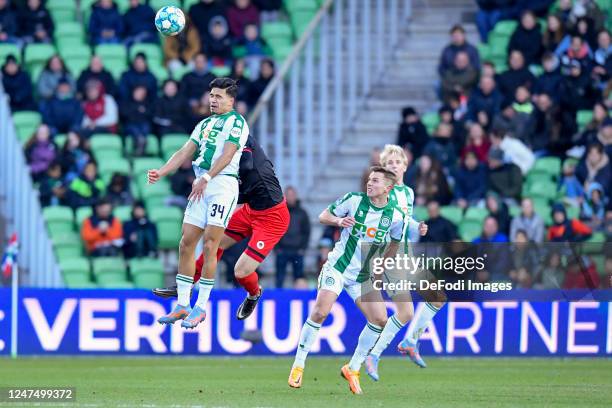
[299,0,478,268]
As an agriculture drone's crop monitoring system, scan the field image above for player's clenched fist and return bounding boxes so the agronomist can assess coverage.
[337,216,356,228]
[148,169,161,184]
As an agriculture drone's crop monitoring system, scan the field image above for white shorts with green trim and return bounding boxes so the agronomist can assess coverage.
[183,175,238,229]
[317,262,374,302]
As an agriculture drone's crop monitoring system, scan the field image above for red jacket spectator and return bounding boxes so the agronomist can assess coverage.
[547,204,593,242]
[562,258,600,289]
[81,199,123,256]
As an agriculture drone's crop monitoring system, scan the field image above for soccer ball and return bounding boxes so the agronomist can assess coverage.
[155,6,186,37]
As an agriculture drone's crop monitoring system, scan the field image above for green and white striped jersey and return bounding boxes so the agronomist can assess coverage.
[389,184,416,247]
[189,110,249,178]
[326,192,405,282]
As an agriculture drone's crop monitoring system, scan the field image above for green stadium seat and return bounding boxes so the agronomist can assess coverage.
[592,255,606,277]
[440,206,463,225]
[413,206,427,221]
[533,201,552,225]
[157,221,182,249]
[59,44,91,61]
[488,34,511,58]
[92,257,127,277]
[93,149,121,164]
[12,111,42,129]
[291,11,316,37]
[55,241,84,262]
[56,37,87,51]
[54,133,67,148]
[129,43,163,63]
[149,65,169,83]
[125,136,160,157]
[133,272,165,289]
[129,257,165,276]
[65,56,90,77]
[577,110,593,130]
[140,180,171,202]
[54,22,85,42]
[149,206,183,224]
[63,273,97,288]
[421,112,439,134]
[463,207,488,223]
[47,221,75,235]
[211,65,231,77]
[98,157,131,178]
[47,0,78,12]
[132,157,165,175]
[492,20,518,36]
[96,272,129,287]
[508,205,521,218]
[532,157,561,176]
[526,180,557,201]
[150,0,181,10]
[565,205,580,220]
[476,43,491,61]
[94,44,128,65]
[90,134,123,154]
[261,22,293,42]
[161,133,188,159]
[526,172,554,189]
[0,43,20,64]
[43,206,74,224]
[60,257,91,276]
[232,45,247,59]
[114,205,133,222]
[459,220,482,242]
[49,9,77,22]
[76,206,93,227]
[24,44,56,69]
[285,0,318,13]
[584,232,605,254]
[271,44,293,62]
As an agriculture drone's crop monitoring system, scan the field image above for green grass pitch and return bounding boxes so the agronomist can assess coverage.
[0,357,611,407]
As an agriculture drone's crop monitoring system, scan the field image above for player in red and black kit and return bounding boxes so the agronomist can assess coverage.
[153,135,289,320]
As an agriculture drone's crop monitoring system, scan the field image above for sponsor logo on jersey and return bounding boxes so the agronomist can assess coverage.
[350,222,388,244]
[380,216,391,227]
[230,127,241,138]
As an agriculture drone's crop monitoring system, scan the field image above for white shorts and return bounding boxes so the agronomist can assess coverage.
[317,263,373,302]
[183,175,239,229]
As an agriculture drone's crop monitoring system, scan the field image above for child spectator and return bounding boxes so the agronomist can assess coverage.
[39,161,66,207]
[89,0,123,45]
[66,161,105,208]
[153,79,187,135]
[122,201,158,258]
[548,203,592,242]
[453,150,487,208]
[37,55,75,100]
[1,55,35,111]
[105,173,134,207]
[40,79,84,134]
[122,0,157,47]
[238,23,267,78]
[227,0,260,39]
[396,106,428,158]
[81,79,119,136]
[580,182,607,230]
[120,85,153,156]
[81,198,123,256]
[57,131,92,182]
[118,52,157,103]
[18,0,53,44]
[559,158,584,207]
[163,16,201,75]
[25,124,56,183]
[77,55,118,98]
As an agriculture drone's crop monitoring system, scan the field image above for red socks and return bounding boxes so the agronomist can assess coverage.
[193,248,224,283]
[237,272,260,297]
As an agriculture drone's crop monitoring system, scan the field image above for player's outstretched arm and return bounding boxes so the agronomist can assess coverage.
[319,208,355,228]
[148,141,196,184]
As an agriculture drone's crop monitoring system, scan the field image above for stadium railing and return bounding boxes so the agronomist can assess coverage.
[0,85,62,287]
[249,0,412,191]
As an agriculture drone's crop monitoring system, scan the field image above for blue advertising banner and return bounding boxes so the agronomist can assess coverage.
[0,288,610,356]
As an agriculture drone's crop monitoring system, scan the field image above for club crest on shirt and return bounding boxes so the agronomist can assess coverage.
[380,216,391,227]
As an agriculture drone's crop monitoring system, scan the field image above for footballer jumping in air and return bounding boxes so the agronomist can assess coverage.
[152,134,289,320]
[288,167,405,394]
[149,78,249,329]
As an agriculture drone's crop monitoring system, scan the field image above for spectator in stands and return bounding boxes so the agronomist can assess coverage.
[249,57,274,106]
[529,93,558,156]
[578,102,610,147]
[563,255,600,289]
[360,147,380,192]
[118,52,157,103]
[508,10,543,66]
[0,0,18,45]
[204,17,233,63]
[441,51,478,104]
[580,182,607,230]
[535,251,565,289]
[576,142,612,194]
[81,79,118,136]
[508,229,537,288]
[227,0,259,39]
[575,16,599,50]
[559,158,584,206]
[122,0,157,47]
[39,161,66,207]
[497,50,536,99]
[120,85,153,156]
[168,160,195,208]
[18,0,53,44]
[412,154,452,206]
[181,52,215,106]
[230,58,252,103]
[40,79,84,134]
[548,203,592,241]
[467,75,503,125]
[82,198,123,256]
[57,131,92,182]
[37,55,76,100]
[1,55,35,111]
[438,24,480,77]
[89,0,123,45]
[490,127,535,175]
[475,0,513,42]
[420,200,458,242]
[105,173,134,207]
[66,161,105,208]
[557,35,593,71]
[423,122,457,170]
[474,216,509,243]
[163,16,201,75]
[453,150,487,209]
[599,118,612,158]
[486,192,511,235]
[253,0,282,21]
[275,186,310,288]
[153,79,187,135]
[492,98,533,143]
[396,106,428,158]
[189,0,227,45]
[238,23,267,79]
[542,14,566,54]
[533,53,563,101]
[487,147,522,202]
[461,123,491,163]
[122,201,158,259]
[510,198,545,242]
[592,29,611,91]
[25,124,56,183]
[189,92,211,128]
[77,56,117,99]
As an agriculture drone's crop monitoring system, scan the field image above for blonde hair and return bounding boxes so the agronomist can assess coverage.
[379,144,408,167]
